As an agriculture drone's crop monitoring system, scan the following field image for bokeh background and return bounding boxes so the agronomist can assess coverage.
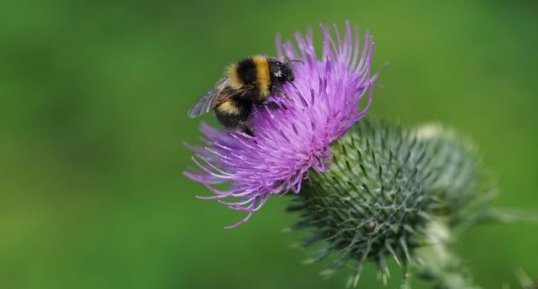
[1,0,537,288]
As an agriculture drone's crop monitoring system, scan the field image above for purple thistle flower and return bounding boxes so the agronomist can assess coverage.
[185,22,376,228]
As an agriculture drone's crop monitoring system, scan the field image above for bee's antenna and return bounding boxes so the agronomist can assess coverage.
[282,55,303,64]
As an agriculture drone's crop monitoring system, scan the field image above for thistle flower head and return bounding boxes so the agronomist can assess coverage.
[186,23,375,228]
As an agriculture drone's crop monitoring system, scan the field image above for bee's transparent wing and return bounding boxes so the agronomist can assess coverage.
[188,78,227,118]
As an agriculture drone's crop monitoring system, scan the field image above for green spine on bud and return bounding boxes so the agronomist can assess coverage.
[288,120,492,287]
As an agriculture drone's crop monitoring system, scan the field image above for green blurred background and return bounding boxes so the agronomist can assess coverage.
[1,0,537,288]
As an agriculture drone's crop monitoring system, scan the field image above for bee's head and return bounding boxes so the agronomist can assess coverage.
[271,60,295,84]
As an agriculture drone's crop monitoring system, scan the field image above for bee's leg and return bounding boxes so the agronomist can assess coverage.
[263,88,291,110]
[240,125,255,137]
[255,99,286,111]
[263,101,282,110]
[267,88,290,110]
[271,100,290,110]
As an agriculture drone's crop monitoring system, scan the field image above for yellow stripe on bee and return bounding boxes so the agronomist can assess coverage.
[218,100,240,115]
[253,55,270,97]
[227,64,243,89]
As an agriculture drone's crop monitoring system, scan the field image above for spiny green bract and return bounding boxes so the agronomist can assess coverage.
[288,120,492,287]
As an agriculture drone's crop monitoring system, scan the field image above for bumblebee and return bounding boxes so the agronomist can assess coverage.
[188,55,295,136]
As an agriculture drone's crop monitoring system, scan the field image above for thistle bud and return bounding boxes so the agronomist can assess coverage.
[289,120,492,288]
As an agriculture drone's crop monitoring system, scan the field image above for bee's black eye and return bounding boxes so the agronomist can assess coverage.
[271,61,292,82]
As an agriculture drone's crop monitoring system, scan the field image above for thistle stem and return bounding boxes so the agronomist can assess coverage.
[414,219,481,289]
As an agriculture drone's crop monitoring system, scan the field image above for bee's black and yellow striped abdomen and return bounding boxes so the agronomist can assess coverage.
[214,96,254,136]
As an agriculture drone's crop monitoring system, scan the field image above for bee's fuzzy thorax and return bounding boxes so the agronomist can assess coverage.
[252,55,270,97]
